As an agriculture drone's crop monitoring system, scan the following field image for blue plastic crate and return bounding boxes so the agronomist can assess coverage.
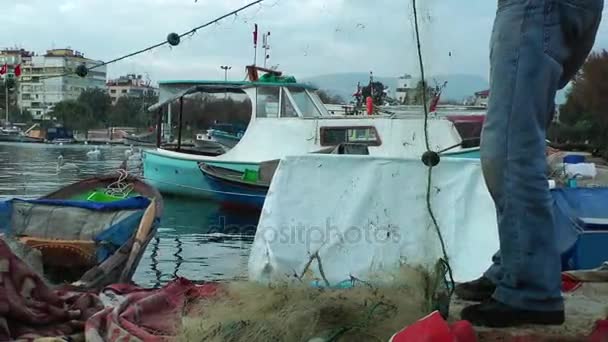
[572,230,608,270]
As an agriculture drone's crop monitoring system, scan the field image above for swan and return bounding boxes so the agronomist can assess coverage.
[124,145,135,158]
[86,146,101,159]
[57,155,79,172]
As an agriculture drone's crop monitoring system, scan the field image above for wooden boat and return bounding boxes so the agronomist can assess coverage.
[198,161,274,210]
[197,144,370,209]
[0,173,163,290]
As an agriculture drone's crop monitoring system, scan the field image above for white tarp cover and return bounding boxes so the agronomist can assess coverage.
[248,155,499,284]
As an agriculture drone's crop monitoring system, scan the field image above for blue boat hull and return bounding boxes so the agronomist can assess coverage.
[201,171,267,210]
[144,148,481,209]
[143,150,260,203]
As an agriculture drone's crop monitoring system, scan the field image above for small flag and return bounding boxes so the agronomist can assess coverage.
[14,64,21,77]
[253,24,258,47]
[0,64,7,75]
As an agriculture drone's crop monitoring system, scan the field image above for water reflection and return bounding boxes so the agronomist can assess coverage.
[136,196,259,287]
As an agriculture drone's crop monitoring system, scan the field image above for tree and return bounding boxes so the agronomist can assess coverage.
[315,89,346,104]
[77,88,112,125]
[49,100,95,137]
[108,97,147,127]
[361,81,387,106]
[9,107,33,124]
[558,50,608,146]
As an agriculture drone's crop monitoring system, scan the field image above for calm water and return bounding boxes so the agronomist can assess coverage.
[0,142,258,287]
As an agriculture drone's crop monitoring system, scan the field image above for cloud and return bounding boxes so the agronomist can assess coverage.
[2,0,607,84]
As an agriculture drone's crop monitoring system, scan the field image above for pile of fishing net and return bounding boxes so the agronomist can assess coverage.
[179,266,446,342]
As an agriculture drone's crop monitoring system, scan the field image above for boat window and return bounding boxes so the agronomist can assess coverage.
[256,87,280,118]
[280,88,298,118]
[287,87,321,118]
[320,126,381,146]
[307,90,331,116]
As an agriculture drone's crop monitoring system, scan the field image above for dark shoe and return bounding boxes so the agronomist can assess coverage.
[461,298,565,327]
[455,276,496,302]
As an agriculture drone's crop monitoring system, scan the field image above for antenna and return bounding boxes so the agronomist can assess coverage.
[262,31,271,68]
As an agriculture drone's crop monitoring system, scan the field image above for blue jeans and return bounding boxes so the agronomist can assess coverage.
[481,0,603,311]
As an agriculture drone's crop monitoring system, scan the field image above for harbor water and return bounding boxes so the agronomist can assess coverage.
[0,142,259,287]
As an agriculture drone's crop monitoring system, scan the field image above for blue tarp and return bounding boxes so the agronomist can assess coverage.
[0,196,152,261]
[552,187,608,269]
[0,200,11,233]
[94,211,144,262]
[15,196,151,211]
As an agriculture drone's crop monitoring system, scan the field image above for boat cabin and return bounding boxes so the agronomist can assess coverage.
[147,70,482,163]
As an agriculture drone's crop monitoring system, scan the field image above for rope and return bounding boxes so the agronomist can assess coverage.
[105,169,134,198]
[411,0,456,307]
[39,0,266,81]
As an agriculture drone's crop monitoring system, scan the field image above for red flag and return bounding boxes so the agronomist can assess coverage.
[0,64,7,75]
[14,64,21,77]
[253,24,258,47]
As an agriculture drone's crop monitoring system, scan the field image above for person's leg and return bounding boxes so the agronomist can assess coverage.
[462,0,602,326]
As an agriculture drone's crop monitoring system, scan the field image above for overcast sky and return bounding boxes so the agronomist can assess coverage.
[2,0,608,83]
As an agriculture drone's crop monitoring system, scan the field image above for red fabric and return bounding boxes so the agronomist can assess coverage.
[450,321,476,342]
[85,278,221,342]
[562,273,583,293]
[0,64,6,75]
[14,64,21,77]
[0,239,103,340]
[390,311,477,342]
[590,320,608,342]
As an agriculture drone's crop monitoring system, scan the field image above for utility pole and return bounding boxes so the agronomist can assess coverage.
[220,65,232,99]
[220,65,232,81]
[4,80,8,124]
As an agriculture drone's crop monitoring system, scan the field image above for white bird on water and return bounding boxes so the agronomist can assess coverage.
[124,145,135,159]
[86,146,101,159]
[57,155,79,173]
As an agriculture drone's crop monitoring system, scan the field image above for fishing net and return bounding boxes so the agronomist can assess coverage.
[179,265,436,342]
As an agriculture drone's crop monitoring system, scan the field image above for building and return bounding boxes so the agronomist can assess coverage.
[395,74,413,104]
[18,48,107,120]
[472,89,489,107]
[0,48,33,123]
[106,74,158,104]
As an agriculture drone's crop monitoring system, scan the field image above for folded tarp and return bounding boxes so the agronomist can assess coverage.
[249,155,500,284]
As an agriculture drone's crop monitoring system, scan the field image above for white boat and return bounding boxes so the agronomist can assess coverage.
[142,67,483,209]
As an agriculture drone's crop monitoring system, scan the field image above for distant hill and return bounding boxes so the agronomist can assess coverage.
[301,73,489,103]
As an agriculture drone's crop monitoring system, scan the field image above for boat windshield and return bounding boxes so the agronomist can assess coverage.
[256,87,280,118]
[307,89,331,116]
[280,88,298,118]
[286,87,322,118]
